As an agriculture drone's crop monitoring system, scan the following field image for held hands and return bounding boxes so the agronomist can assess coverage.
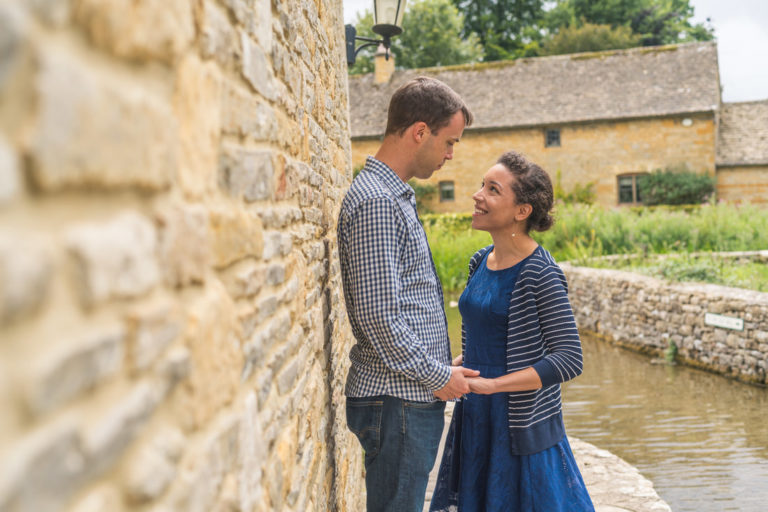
[433,365,480,401]
[466,377,497,395]
[443,354,498,396]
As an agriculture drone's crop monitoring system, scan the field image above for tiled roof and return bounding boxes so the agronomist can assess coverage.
[717,100,768,166]
[348,42,721,138]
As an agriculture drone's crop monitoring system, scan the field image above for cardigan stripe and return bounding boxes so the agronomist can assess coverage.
[463,244,583,454]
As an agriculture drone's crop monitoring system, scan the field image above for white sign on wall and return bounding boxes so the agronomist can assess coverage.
[704,313,744,331]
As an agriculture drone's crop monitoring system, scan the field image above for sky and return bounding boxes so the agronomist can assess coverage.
[343,0,768,102]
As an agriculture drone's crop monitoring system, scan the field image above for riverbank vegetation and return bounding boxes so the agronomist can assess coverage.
[424,203,768,293]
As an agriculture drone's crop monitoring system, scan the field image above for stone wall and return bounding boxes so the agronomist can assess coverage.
[716,165,768,204]
[0,1,364,511]
[351,113,716,212]
[562,263,768,386]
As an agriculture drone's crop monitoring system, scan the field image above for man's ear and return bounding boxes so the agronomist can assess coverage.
[410,122,428,143]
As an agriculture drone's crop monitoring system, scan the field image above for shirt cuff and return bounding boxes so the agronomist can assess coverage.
[532,358,559,388]
[421,361,452,391]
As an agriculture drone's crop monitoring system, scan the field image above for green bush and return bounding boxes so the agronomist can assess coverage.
[637,168,715,206]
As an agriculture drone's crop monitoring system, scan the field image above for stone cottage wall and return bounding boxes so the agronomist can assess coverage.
[0,1,364,511]
[562,263,768,386]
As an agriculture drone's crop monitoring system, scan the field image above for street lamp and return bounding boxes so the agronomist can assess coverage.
[345,0,407,66]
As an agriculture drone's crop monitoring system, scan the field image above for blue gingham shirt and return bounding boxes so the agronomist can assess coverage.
[338,157,452,401]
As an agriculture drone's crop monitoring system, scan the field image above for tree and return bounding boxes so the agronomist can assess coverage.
[553,0,714,46]
[451,0,546,61]
[348,0,482,75]
[637,168,715,206]
[541,21,641,55]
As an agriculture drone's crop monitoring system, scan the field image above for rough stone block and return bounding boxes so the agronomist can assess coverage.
[123,426,185,503]
[219,258,263,299]
[209,207,264,268]
[68,485,122,512]
[25,0,70,27]
[81,379,162,475]
[0,417,86,512]
[200,0,240,67]
[176,283,242,428]
[66,212,160,307]
[241,31,275,100]
[238,391,265,511]
[262,231,292,260]
[26,325,125,415]
[74,0,194,63]
[0,135,19,204]
[126,300,182,372]
[156,202,210,287]
[221,82,277,140]
[174,55,221,199]
[0,233,52,325]
[29,48,178,191]
[219,144,274,202]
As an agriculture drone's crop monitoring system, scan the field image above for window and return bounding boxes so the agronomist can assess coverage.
[439,181,455,202]
[617,174,647,204]
[545,129,561,147]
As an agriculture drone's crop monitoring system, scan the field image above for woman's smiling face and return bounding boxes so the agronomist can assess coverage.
[471,163,524,233]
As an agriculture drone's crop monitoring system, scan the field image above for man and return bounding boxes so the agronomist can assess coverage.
[338,76,477,511]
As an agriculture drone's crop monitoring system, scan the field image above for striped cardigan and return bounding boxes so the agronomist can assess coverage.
[462,244,583,454]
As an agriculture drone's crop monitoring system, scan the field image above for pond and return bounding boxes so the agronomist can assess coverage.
[563,335,768,512]
[444,298,768,512]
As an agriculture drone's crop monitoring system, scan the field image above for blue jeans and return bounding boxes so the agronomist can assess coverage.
[346,395,446,512]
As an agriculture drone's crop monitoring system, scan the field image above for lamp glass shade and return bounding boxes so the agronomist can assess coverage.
[373,0,406,29]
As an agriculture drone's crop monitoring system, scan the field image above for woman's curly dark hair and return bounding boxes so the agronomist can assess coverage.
[496,151,554,233]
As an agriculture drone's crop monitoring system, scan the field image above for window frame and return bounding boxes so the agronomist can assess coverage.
[438,180,455,202]
[617,173,648,205]
[545,128,561,148]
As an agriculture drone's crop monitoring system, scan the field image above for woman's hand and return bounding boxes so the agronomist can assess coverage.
[452,354,463,366]
[467,377,498,395]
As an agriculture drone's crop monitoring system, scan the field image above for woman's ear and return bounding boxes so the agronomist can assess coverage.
[515,203,533,222]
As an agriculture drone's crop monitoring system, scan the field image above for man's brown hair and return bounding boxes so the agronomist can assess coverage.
[384,76,473,137]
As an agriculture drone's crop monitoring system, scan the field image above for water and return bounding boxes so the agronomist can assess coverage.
[562,335,768,512]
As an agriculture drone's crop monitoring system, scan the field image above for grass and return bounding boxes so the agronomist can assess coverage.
[424,203,768,293]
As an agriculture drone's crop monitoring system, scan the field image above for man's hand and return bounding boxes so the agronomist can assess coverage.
[466,377,498,395]
[434,366,480,400]
[452,354,463,366]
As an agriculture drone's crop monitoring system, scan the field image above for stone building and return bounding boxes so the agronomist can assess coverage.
[0,1,364,511]
[716,100,768,204]
[349,42,767,212]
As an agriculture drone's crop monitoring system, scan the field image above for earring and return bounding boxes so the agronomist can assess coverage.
[511,232,516,238]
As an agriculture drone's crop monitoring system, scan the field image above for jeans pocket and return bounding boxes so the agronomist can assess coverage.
[346,398,384,462]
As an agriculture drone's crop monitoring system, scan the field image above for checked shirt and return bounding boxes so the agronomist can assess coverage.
[338,157,452,402]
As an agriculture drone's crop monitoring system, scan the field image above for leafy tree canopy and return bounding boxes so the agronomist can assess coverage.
[348,0,482,75]
[541,21,641,55]
[451,0,546,61]
[546,0,714,47]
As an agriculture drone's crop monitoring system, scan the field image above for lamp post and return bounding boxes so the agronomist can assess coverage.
[345,0,407,66]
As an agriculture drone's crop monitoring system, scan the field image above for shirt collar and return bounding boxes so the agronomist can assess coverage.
[364,156,414,199]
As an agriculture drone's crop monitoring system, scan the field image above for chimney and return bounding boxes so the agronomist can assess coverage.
[374,44,395,84]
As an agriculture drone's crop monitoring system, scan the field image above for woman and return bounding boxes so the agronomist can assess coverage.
[430,151,594,512]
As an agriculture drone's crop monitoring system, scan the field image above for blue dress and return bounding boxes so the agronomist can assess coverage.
[431,251,594,512]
